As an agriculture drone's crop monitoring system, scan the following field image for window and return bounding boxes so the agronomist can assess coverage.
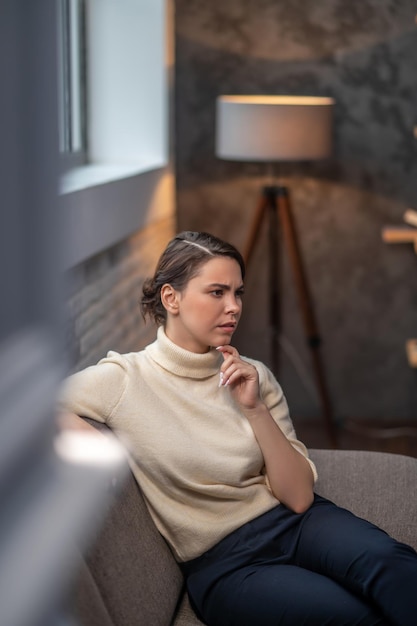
[58,0,87,166]
[59,0,173,269]
[60,0,168,194]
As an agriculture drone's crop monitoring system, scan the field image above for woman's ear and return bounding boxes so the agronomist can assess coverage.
[160,284,180,315]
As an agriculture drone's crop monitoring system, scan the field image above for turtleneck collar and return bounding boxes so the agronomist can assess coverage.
[145,326,222,379]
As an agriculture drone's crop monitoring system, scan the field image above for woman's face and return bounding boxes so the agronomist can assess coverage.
[164,256,244,353]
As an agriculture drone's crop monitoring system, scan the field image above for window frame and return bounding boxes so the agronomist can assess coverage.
[58,0,88,168]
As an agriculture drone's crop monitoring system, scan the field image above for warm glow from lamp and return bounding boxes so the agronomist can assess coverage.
[216,95,335,162]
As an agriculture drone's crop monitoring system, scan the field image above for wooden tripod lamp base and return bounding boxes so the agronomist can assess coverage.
[244,185,338,448]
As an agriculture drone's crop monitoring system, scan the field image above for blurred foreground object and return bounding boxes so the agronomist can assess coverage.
[0,2,126,625]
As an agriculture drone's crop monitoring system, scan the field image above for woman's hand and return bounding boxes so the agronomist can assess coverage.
[216,345,263,412]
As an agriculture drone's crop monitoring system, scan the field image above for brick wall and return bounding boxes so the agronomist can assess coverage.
[64,216,175,373]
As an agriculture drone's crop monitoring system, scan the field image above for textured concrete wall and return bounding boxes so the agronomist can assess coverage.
[175,1,417,423]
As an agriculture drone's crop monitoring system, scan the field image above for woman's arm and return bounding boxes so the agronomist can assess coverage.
[217,345,315,514]
[240,402,314,513]
[57,412,101,433]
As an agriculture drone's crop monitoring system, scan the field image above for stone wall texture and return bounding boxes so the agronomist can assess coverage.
[175,0,417,423]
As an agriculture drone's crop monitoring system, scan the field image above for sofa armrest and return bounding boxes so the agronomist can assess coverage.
[75,417,185,626]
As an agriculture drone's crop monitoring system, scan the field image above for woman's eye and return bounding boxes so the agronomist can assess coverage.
[211,290,223,297]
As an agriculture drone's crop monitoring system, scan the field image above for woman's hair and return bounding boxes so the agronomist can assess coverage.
[140,231,245,326]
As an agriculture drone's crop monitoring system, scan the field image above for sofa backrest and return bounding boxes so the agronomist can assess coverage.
[310,448,417,552]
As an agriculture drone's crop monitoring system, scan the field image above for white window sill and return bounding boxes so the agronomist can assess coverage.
[60,159,165,195]
[59,162,173,270]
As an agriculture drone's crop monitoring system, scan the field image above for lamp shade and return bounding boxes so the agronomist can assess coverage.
[216,95,334,162]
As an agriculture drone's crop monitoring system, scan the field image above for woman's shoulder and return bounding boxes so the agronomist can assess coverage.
[64,347,148,387]
[100,348,144,367]
[57,347,149,420]
[87,347,148,381]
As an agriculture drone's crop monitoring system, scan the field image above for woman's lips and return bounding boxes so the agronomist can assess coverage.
[218,323,236,333]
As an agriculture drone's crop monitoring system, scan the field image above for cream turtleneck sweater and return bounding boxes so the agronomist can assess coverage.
[58,327,317,562]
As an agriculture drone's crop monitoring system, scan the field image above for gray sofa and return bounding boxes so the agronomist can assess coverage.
[74,423,417,626]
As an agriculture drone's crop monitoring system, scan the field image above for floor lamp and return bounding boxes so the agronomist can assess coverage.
[216,95,338,446]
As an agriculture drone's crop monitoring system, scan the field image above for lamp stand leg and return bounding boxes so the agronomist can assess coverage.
[266,188,281,376]
[276,186,338,447]
[243,192,269,265]
[243,185,338,447]
[243,190,282,374]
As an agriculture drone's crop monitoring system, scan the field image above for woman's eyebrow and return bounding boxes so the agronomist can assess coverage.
[206,283,245,290]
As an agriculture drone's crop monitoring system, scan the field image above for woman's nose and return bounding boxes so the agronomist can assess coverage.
[226,296,241,314]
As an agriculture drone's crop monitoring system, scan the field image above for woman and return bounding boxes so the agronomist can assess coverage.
[59,231,417,625]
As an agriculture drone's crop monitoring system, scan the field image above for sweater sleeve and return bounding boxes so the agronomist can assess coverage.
[56,351,128,426]
[252,359,318,483]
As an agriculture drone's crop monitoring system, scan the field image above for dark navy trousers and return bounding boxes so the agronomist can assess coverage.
[180,496,417,625]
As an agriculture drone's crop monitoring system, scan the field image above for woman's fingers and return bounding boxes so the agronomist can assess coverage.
[216,346,256,387]
[217,345,239,386]
[216,344,239,358]
[216,346,261,409]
